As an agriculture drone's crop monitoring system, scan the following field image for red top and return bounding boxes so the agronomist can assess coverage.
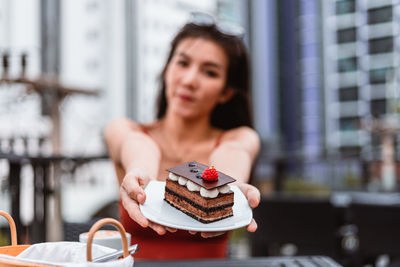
[119,125,229,259]
[120,202,230,259]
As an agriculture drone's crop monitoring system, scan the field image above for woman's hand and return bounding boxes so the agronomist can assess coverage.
[120,168,177,235]
[189,182,260,238]
[237,183,260,232]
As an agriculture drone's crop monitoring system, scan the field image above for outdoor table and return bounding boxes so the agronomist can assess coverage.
[135,256,342,267]
[254,192,400,265]
[0,151,108,243]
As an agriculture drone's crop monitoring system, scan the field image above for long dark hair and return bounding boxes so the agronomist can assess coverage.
[156,23,253,130]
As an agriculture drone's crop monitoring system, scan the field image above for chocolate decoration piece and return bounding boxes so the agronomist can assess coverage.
[188,162,196,167]
[167,161,235,190]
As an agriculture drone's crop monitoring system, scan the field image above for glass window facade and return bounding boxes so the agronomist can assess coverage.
[369,67,392,84]
[335,0,355,15]
[339,117,360,131]
[337,28,357,43]
[338,57,358,72]
[368,6,392,24]
[368,37,393,54]
[370,99,387,117]
[339,86,358,101]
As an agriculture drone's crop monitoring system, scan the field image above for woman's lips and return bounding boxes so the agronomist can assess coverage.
[178,95,194,102]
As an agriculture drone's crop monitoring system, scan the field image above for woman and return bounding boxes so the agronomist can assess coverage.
[105,14,260,259]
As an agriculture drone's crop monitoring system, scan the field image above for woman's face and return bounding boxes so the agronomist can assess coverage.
[164,37,230,120]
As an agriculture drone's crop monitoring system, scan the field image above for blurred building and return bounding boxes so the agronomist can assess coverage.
[273,0,400,162]
[323,0,400,159]
[250,0,400,191]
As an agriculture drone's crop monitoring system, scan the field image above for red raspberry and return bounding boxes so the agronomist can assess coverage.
[202,166,219,181]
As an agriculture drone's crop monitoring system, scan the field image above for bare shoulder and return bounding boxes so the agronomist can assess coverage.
[104,118,144,143]
[222,126,259,142]
[220,126,260,154]
[106,117,141,132]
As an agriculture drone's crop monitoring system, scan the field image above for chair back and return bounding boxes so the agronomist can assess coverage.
[349,203,400,259]
[251,194,337,257]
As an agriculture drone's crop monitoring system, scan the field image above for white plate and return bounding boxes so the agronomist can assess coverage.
[139,181,252,232]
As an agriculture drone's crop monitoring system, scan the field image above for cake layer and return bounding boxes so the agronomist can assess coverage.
[165,188,233,212]
[165,192,233,223]
[165,179,233,208]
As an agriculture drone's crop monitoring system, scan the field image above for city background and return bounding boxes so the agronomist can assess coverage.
[0,0,400,264]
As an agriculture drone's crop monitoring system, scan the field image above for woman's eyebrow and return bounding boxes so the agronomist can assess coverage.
[177,52,223,69]
[176,52,190,59]
[203,61,223,69]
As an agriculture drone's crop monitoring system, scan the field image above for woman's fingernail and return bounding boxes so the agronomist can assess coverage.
[140,218,148,228]
[166,227,177,233]
[158,228,166,235]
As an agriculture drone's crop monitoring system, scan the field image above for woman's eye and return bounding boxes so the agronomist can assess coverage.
[205,70,218,78]
[177,60,188,67]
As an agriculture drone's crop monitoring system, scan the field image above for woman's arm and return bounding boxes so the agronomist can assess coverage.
[209,126,260,183]
[195,126,260,238]
[104,118,172,235]
[104,118,160,185]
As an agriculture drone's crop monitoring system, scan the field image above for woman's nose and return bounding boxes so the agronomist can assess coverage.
[181,66,199,88]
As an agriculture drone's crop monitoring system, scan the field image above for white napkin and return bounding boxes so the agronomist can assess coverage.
[5,241,134,267]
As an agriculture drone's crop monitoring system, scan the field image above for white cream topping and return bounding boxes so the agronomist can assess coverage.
[169,172,179,181]
[186,180,200,192]
[200,187,219,198]
[218,185,230,194]
[168,172,231,198]
[178,176,187,185]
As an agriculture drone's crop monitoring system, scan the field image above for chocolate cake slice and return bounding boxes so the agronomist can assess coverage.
[164,161,236,223]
